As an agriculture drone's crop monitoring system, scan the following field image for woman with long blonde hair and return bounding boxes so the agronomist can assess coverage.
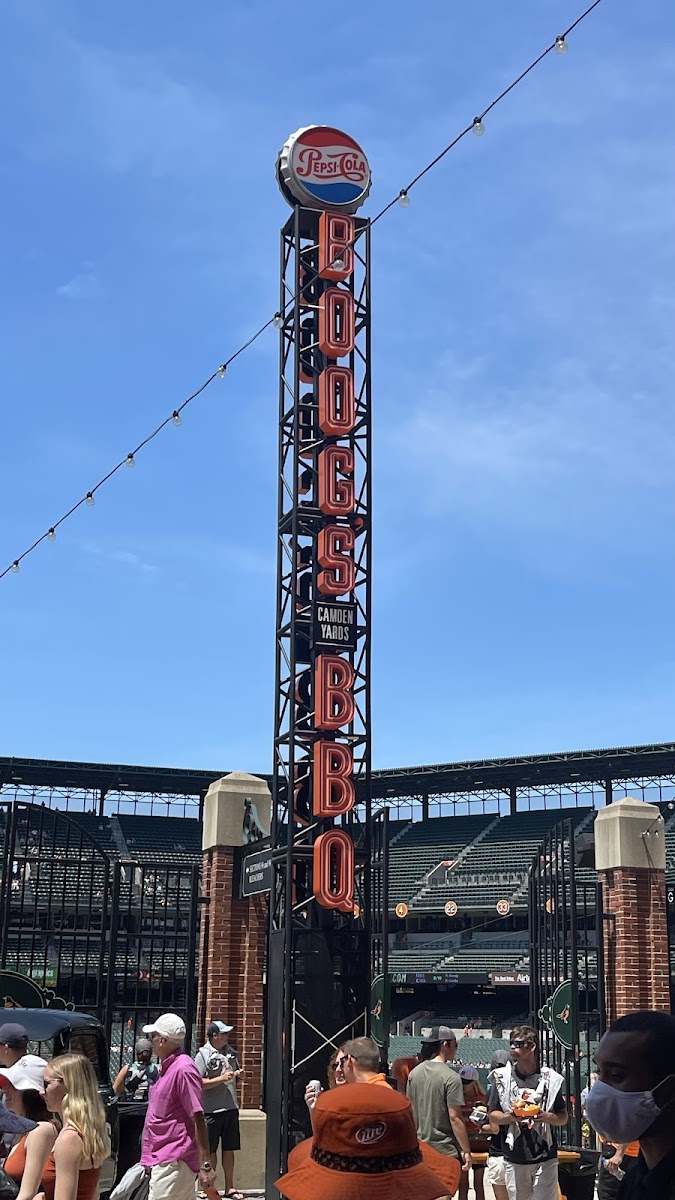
[40,1054,110,1200]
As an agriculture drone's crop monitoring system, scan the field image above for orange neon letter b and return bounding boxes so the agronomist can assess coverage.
[318,212,354,282]
[315,654,354,730]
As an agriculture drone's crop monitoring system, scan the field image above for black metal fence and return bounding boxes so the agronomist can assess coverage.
[0,802,200,1074]
[529,818,605,1147]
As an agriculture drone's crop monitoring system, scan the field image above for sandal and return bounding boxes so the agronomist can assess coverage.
[226,1191,245,1200]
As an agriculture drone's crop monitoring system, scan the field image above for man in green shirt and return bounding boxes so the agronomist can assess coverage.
[406,1024,472,1178]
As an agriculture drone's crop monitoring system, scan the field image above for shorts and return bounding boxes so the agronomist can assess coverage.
[486,1155,506,1187]
[205,1109,241,1152]
[504,1158,559,1200]
[149,1161,197,1200]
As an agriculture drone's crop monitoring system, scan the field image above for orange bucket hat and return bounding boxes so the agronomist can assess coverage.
[275,1083,459,1199]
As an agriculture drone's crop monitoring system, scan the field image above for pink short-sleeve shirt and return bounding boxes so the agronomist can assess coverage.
[141,1051,204,1172]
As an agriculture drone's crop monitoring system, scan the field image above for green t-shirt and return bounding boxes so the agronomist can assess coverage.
[406,1059,464,1158]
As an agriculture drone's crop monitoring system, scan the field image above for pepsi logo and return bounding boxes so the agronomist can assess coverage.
[354,1121,387,1146]
[277,126,371,214]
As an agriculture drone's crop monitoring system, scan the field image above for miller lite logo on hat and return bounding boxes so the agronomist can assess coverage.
[354,1121,386,1145]
[277,126,371,213]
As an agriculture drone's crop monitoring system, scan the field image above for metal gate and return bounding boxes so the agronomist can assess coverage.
[0,803,199,1074]
[528,817,605,1146]
[370,806,389,1059]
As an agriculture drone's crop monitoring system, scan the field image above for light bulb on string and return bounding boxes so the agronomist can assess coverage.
[272,313,284,330]
[125,454,135,468]
[554,35,568,54]
[398,190,410,208]
[86,492,95,506]
[472,118,485,136]
[332,256,345,271]
[47,528,56,542]
[10,561,19,573]
[172,410,182,427]
[217,365,227,379]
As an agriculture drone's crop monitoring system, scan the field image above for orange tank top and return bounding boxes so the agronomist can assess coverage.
[44,1129,102,1200]
[5,1129,57,1200]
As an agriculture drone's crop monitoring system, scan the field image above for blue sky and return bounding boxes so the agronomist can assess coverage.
[1,0,674,774]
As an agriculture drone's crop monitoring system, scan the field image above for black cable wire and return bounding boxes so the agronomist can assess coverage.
[1,0,605,582]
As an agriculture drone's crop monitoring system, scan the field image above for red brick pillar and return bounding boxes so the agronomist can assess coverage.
[197,772,270,1109]
[595,798,671,1022]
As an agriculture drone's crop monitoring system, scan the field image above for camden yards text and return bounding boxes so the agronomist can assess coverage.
[313,601,356,649]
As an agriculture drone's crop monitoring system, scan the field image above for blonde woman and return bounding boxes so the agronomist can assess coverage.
[40,1054,110,1200]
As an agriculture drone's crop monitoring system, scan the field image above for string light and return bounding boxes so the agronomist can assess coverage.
[0,0,605,582]
[47,528,56,541]
[172,411,182,427]
[332,255,345,271]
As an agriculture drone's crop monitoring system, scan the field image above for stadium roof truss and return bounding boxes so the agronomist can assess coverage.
[2,741,675,818]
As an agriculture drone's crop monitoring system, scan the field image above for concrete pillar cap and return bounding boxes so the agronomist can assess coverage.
[595,797,666,872]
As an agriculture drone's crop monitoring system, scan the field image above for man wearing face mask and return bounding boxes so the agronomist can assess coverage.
[587,1010,675,1199]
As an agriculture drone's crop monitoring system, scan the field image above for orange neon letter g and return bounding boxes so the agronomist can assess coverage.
[318,445,354,516]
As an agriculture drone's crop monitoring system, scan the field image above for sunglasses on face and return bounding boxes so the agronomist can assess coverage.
[510,1040,532,1049]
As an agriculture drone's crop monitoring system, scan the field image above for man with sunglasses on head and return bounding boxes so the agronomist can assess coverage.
[488,1024,567,1199]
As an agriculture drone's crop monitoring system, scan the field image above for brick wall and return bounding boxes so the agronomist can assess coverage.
[600,864,671,1022]
[197,845,267,1108]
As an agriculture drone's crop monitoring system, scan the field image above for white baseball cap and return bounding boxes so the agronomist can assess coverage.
[143,1013,186,1040]
[0,1057,47,1092]
[208,1021,233,1036]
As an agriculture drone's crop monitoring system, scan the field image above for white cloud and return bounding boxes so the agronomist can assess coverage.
[385,348,675,557]
[57,268,103,300]
[82,543,158,577]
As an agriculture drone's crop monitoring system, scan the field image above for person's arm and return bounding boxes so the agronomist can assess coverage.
[539,1092,568,1128]
[446,1076,472,1172]
[52,1129,83,1200]
[195,1050,233,1089]
[448,1106,472,1172]
[112,1065,129,1097]
[192,1113,216,1186]
[538,1107,568,1127]
[178,1063,216,1186]
[489,1109,517,1125]
[17,1125,57,1200]
[605,1143,628,1174]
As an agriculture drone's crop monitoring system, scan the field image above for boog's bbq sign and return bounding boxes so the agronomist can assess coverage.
[276,126,371,913]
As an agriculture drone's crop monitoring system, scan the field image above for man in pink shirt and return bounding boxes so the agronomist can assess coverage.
[141,1013,216,1200]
